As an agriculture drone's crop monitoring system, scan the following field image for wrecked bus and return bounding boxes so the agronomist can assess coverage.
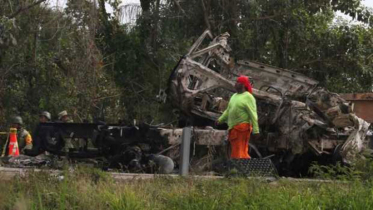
[165,30,370,175]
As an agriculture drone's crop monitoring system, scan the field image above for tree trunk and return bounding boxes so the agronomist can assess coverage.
[201,0,211,31]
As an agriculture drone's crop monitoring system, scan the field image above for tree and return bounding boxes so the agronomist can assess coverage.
[0,0,121,129]
[0,0,372,129]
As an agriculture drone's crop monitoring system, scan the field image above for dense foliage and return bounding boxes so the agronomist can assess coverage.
[0,0,372,130]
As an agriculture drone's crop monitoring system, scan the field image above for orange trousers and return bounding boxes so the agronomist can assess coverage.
[228,123,252,159]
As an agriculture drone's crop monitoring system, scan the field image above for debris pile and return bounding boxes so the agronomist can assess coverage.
[166,30,370,175]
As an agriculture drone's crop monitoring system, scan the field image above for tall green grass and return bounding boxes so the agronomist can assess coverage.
[1,164,373,210]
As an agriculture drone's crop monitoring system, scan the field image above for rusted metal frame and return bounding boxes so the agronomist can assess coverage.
[307,139,344,155]
[177,63,283,105]
[186,30,214,56]
[271,100,288,124]
[189,43,226,59]
[190,109,220,120]
[183,35,284,107]
[180,59,284,111]
[236,60,319,86]
[158,128,226,146]
[179,58,235,95]
[301,115,328,129]
[252,89,282,105]
[235,61,319,98]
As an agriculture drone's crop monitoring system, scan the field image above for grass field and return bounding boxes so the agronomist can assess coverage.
[0,165,373,210]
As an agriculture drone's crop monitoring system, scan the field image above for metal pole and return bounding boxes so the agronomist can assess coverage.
[180,126,192,176]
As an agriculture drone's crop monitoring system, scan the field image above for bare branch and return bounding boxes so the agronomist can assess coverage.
[8,0,47,18]
[216,13,285,31]
[200,0,211,31]
[249,14,284,21]
[172,0,187,17]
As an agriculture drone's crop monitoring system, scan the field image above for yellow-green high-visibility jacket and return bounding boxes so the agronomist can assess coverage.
[218,92,259,134]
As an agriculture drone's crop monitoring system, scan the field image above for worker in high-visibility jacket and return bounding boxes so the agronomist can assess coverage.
[9,116,33,154]
[25,111,52,156]
[217,76,259,159]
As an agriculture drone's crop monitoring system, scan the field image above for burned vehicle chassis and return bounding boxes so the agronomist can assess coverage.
[33,122,175,173]
[165,30,370,175]
[31,122,229,174]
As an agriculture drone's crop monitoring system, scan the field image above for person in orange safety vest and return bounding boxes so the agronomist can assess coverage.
[9,116,33,154]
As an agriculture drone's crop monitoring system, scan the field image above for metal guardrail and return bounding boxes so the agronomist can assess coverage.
[180,127,192,176]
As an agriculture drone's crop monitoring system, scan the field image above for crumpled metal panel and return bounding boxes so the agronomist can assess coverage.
[158,127,227,145]
[341,114,371,164]
[234,60,318,97]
